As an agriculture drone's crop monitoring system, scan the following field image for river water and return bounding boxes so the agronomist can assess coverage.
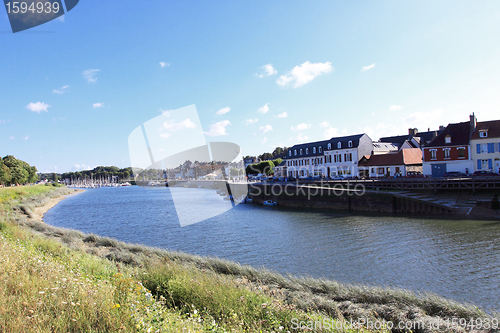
[44,186,500,310]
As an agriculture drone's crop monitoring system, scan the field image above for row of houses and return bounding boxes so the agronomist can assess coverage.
[276,113,500,178]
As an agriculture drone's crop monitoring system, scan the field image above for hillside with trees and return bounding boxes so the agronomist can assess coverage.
[0,155,38,186]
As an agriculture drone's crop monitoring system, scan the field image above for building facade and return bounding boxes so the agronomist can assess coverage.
[359,149,423,178]
[285,134,373,178]
[470,119,500,173]
[422,116,475,177]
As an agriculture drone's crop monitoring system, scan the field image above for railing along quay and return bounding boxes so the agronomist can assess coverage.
[308,177,500,192]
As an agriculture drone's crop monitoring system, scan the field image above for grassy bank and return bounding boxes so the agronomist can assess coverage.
[1,185,497,332]
[0,185,376,332]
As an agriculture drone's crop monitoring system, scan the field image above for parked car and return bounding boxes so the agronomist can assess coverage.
[443,171,468,178]
[472,170,498,177]
[406,171,425,178]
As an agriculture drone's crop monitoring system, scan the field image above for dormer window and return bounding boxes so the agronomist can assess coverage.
[294,149,297,156]
[327,143,331,150]
[445,135,451,144]
[337,142,341,149]
[319,146,322,153]
[300,149,303,155]
[479,130,488,138]
[313,147,316,153]
[306,148,309,154]
[289,151,292,156]
[348,141,353,148]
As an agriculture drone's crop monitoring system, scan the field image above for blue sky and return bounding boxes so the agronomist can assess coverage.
[1,1,500,172]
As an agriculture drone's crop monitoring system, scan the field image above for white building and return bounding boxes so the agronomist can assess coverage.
[470,119,500,173]
[285,134,373,178]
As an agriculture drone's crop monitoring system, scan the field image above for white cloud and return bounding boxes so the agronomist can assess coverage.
[323,127,339,139]
[361,63,376,72]
[26,102,50,113]
[260,124,273,134]
[276,61,332,88]
[0,120,10,124]
[389,105,403,112]
[256,64,277,78]
[73,164,93,171]
[204,120,231,136]
[257,103,269,114]
[159,133,171,139]
[261,137,268,144]
[291,123,311,131]
[163,118,197,132]
[319,121,339,138]
[9,136,14,140]
[245,118,258,125]
[297,133,309,142]
[82,69,100,83]
[160,62,170,68]
[24,136,29,140]
[93,103,103,108]
[160,108,173,116]
[216,107,231,116]
[53,85,69,94]
[319,121,330,128]
[276,112,288,118]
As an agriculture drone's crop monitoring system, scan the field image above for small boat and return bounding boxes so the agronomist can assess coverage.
[263,200,277,206]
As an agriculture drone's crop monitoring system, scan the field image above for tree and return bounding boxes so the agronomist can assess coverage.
[272,158,283,167]
[258,152,273,161]
[53,173,59,182]
[0,159,11,185]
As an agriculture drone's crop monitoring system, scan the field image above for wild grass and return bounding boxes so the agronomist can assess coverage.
[2,185,382,332]
[2,184,498,332]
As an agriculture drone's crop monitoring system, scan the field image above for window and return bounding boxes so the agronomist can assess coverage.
[294,149,297,156]
[478,159,493,170]
[479,130,488,138]
[477,144,488,154]
[445,135,451,144]
[313,147,316,153]
[337,142,341,149]
[327,143,331,149]
[458,147,465,158]
[344,153,352,162]
[334,154,341,163]
[430,149,437,160]
[300,149,303,155]
[306,148,309,154]
[319,146,322,153]
[443,148,450,159]
[289,151,292,156]
[377,167,384,175]
[348,140,353,148]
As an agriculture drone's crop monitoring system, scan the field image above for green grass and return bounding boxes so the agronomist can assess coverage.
[2,185,381,332]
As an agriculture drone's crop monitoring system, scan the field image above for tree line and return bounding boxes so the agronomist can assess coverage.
[39,166,133,182]
[0,155,38,186]
[245,158,283,176]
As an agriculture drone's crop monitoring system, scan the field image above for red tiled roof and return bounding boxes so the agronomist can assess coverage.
[359,149,422,167]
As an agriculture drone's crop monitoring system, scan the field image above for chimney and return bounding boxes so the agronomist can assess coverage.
[439,125,445,131]
[408,128,418,136]
[470,113,477,133]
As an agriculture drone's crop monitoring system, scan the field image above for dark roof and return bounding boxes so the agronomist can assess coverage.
[275,160,286,167]
[359,149,422,167]
[470,120,500,140]
[425,122,471,148]
[286,134,365,159]
[379,130,442,147]
[379,135,411,146]
[415,130,442,145]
